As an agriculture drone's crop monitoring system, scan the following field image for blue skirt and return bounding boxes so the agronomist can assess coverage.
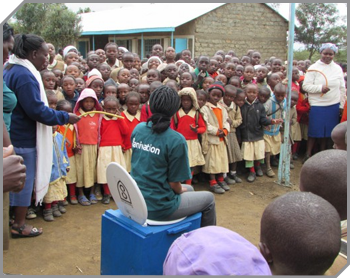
[308,103,339,138]
[10,147,36,207]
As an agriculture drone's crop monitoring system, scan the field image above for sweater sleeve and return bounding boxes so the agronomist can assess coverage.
[222,107,230,133]
[201,106,219,136]
[232,106,242,128]
[259,104,272,126]
[16,79,69,126]
[119,118,130,137]
[302,69,323,94]
[196,113,206,134]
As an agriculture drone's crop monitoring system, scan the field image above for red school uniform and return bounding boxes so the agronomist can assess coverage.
[121,110,141,150]
[171,108,206,139]
[99,116,129,147]
[140,102,152,122]
[296,93,310,125]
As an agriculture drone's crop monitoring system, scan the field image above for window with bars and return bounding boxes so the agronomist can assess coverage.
[138,39,162,58]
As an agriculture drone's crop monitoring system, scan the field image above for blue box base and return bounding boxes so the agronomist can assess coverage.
[100,209,201,275]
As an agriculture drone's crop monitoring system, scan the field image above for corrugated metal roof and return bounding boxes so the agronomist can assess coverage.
[80,3,226,35]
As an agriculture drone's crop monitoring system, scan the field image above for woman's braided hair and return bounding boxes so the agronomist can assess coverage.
[147,85,180,134]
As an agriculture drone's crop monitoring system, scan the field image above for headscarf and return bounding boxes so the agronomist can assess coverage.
[63,45,78,58]
[178,87,200,110]
[118,47,129,53]
[157,63,167,73]
[175,59,189,67]
[87,68,102,79]
[319,43,338,54]
[163,226,272,275]
[86,75,104,88]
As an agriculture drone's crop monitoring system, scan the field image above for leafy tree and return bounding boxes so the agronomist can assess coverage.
[77,7,92,14]
[12,3,82,49]
[294,49,347,64]
[295,3,347,60]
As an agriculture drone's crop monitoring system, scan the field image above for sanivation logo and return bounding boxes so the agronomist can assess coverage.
[132,138,160,155]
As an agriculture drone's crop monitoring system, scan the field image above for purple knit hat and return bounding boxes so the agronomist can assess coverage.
[163,226,272,276]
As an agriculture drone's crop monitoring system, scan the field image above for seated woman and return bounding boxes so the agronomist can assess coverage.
[130,85,216,227]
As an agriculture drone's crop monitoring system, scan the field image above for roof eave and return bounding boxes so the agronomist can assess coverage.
[81,27,176,36]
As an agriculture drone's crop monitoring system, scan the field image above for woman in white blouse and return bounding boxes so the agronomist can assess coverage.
[302,43,346,163]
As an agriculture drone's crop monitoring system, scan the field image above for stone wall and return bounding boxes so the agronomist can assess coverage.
[191,3,288,61]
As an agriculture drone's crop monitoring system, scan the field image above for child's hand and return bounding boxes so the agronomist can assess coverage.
[271,118,283,125]
[73,145,82,155]
[218,129,225,138]
[66,168,70,173]
[190,124,198,133]
[227,118,233,125]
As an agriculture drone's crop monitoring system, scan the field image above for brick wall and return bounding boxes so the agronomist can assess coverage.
[191,3,288,61]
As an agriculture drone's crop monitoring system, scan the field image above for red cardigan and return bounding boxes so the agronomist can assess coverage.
[99,116,129,147]
[171,108,206,140]
[121,111,141,150]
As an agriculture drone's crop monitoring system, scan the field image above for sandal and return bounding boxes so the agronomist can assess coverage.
[78,195,91,206]
[11,224,43,238]
[89,194,98,204]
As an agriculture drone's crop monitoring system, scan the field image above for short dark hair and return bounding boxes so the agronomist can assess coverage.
[104,42,118,51]
[300,149,347,220]
[3,22,14,42]
[104,96,119,106]
[56,99,72,111]
[61,75,77,84]
[126,91,141,103]
[260,191,341,275]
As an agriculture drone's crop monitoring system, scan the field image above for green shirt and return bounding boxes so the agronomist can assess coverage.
[3,81,17,132]
[130,122,191,220]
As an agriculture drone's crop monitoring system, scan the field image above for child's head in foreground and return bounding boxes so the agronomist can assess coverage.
[163,226,271,275]
[259,191,341,275]
[331,121,347,150]
[299,149,347,220]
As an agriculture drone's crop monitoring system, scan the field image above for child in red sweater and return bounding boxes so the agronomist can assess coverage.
[97,96,128,204]
[121,92,141,173]
[171,87,206,184]
[295,77,310,161]
[73,88,102,206]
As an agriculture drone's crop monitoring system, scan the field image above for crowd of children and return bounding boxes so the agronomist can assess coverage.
[3,29,347,274]
[28,41,346,219]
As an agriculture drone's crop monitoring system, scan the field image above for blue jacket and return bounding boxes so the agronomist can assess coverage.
[63,89,80,109]
[3,64,69,148]
[50,132,70,183]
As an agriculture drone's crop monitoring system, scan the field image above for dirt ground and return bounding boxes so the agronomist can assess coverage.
[2,158,346,275]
